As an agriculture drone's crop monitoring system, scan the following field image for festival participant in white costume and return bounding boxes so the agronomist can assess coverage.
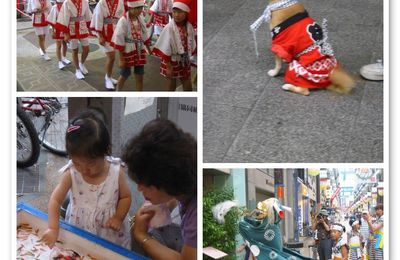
[111,0,152,91]
[331,223,349,260]
[152,0,196,91]
[147,0,172,37]
[47,0,72,69]
[90,0,125,90]
[56,0,92,79]
[27,0,52,61]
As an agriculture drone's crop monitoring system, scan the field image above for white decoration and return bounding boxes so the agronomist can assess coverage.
[250,245,260,256]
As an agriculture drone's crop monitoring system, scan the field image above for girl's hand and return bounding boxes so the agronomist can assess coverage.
[119,58,126,69]
[64,33,70,43]
[166,63,173,78]
[106,216,123,231]
[146,46,152,55]
[41,228,59,248]
[98,35,106,46]
[132,208,155,243]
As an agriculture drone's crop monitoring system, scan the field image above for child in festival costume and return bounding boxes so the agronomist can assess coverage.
[90,0,125,90]
[330,223,349,260]
[347,219,363,260]
[47,0,72,70]
[111,0,152,91]
[152,0,196,91]
[147,0,172,39]
[41,110,132,249]
[250,0,354,96]
[27,0,52,61]
[56,0,92,80]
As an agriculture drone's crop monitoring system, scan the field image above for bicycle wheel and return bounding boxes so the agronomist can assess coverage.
[40,98,68,156]
[17,105,41,168]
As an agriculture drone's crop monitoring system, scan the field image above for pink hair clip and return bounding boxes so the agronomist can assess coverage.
[67,125,81,133]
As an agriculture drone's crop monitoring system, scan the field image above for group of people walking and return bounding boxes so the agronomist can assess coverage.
[26,0,196,91]
[313,204,384,260]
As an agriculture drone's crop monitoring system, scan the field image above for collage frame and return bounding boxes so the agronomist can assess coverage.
[9,0,395,259]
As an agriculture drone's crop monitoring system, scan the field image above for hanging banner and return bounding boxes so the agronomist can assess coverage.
[331,187,341,202]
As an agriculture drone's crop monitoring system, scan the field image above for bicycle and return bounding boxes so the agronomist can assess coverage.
[17,104,41,168]
[19,97,69,157]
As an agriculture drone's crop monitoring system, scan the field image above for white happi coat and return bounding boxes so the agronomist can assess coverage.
[111,13,150,54]
[27,0,51,27]
[47,2,65,39]
[153,19,196,62]
[90,0,125,42]
[149,0,172,26]
[56,0,92,39]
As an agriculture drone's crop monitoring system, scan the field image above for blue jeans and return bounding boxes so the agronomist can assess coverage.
[318,239,332,260]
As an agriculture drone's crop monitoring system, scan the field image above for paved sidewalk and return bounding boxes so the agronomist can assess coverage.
[17,19,197,91]
[204,0,384,163]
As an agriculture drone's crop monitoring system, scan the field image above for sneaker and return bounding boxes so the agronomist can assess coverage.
[58,61,65,70]
[62,57,71,64]
[43,53,51,61]
[39,48,44,56]
[360,60,383,81]
[105,77,115,90]
[110,77,118,85]
[79,63,88,74]
[75,69,85,79]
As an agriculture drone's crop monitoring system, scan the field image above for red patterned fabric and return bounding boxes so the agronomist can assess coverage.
[152,13,169,27]
[123,20,147,66]
[271,16,337,89]
[158,25,190,79]
[123,49,147,66]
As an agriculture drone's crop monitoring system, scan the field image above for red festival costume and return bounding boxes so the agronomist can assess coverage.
[90,0,125,43]
[271,12,337,88]
[56,0,92,39]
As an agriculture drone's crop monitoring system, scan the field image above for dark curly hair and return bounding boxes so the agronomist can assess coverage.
[122,119,197,196]
[66,109,111,158]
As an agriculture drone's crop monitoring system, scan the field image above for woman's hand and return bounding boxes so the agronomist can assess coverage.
[106,216,123,231]
[132,208,155,243]
[41,228,59,248]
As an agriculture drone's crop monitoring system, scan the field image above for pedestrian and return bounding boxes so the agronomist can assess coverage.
[152,0,196,91]
[147,0,172,39]
[347,219,362,260]
[56,0,92,79]
[312,209,332,260]
[364,204,384,260]
[359,210,370,250]
[46,0,72,70]
[41,110,132,249]
[330,223,349,260]
[90,0,125,90]
[111,0,152,91]
[122,119,197,260]
[27,0,52,61]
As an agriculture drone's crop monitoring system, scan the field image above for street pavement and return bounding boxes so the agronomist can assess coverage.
[203,0,384,163]
[17,18,197,92]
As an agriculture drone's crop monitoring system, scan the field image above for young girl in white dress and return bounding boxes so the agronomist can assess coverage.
[42,110,132,249]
